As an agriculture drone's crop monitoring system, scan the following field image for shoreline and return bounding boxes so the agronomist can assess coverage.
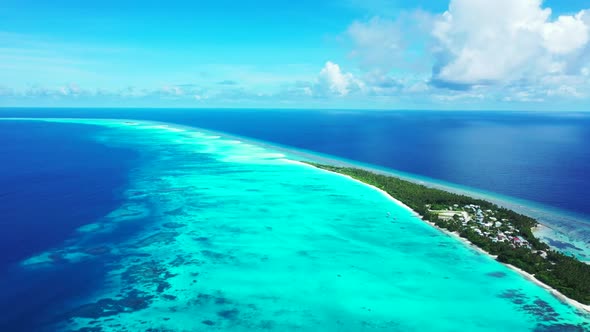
[292,160,590,315]
[3,118,589,262]
[4,118,589,313]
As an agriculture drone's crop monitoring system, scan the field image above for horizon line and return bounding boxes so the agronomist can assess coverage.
[1,107,589,113]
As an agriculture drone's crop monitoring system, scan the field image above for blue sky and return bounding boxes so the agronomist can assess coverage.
[1,0,589,110]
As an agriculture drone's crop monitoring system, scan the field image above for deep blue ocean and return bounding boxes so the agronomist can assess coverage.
[2,108,589,217]
[0,109,589,330]
[0,121,139,331]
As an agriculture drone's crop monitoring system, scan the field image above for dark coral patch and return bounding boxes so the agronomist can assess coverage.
[217,309,239,320]
[191,292,234,307]
[66,290,153,319]
[523,299,559,322]
[534,323,587,331]
[162,222,186,229]
[122,260,177,294]
[499,289,528,300]
[164,207,186,216]
[486,271,507,278]
[215,297,232,305]
[198,293,214,301]
[500,290,561,322]
[499,289,528,305]
[169,255,186,267]
[201,250,233,261]
[168,254,200,267]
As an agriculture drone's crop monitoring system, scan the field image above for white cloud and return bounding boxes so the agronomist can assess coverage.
[343,0,590,105]
[152,85,208,100]
[547,85,584,98]
[58,83,83,96]
[12,83,91,99]
[542,11,589,55]
[432,0,590,86]
[317,61,363,96]
[160,85,185,96]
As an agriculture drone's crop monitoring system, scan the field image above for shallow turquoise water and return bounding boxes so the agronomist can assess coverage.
[275,148,590,263]
[14,119,590,331]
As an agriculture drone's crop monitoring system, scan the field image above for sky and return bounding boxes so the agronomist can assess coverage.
[1,0,589,110]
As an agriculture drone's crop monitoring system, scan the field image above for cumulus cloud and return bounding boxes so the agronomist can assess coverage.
[16,83,91,98]
[542,11,589,54]
[160,85,185,96]
[57,83,85,96]
[285,62,421,99]
[432,0,590,87]
[317,61,363,96]
[3,84,211,101]
[117,86,149,98]
[150,85,208,100]
[342,0,590,104]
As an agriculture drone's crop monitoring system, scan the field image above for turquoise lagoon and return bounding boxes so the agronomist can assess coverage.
[240,140,590,264]
[13,119,590,331]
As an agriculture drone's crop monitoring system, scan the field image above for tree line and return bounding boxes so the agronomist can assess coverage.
[308,163,590,305]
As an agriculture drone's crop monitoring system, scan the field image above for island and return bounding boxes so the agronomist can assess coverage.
[305,162,590,308]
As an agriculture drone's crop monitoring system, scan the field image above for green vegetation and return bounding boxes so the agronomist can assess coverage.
[307,162,590,305]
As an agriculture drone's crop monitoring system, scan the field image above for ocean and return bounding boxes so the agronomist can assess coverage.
[0,112,589,331]
[4,108,590,258]
[0,121,140,330]
[3,109,589,218]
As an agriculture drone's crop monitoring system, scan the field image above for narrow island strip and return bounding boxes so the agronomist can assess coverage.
[301,161,590,313]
